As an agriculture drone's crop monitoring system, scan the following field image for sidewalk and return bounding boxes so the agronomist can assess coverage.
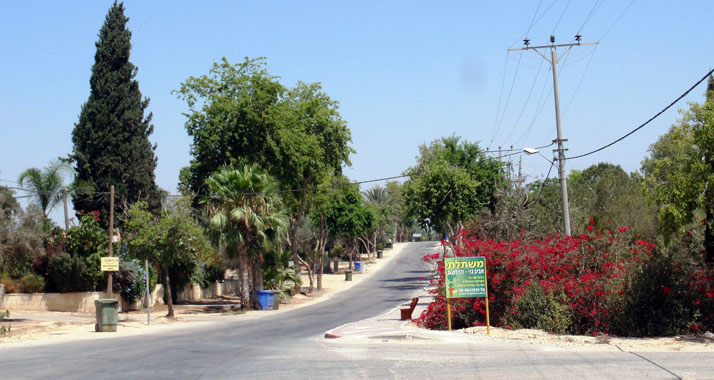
[324,286,433,340]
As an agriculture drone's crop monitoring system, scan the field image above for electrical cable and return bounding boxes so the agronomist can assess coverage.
[500,58,546,146]
[567,68,714,160]
[597,0,635,41]
[551,0,572,35]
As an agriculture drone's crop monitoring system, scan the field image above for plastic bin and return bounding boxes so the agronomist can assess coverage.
[345,270,353,281]
[256,290,278,310]
[377,250,383,259]
[354,261,362,273]
[94,299,118,332]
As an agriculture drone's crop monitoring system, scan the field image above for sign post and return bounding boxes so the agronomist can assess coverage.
[444,256,490,334]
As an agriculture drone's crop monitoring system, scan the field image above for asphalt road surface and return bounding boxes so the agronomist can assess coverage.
[1,242,713,380]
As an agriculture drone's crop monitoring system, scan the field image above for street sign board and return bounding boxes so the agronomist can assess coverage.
[101,257,119,272]
[444,257,487,298]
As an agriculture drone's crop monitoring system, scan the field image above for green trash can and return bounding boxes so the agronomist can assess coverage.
[377,249,383,259]
[345,269,353,281]
[94,299,118,332]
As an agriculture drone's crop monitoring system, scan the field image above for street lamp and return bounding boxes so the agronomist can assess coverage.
[523,148,556,167]
[523,147,571,236]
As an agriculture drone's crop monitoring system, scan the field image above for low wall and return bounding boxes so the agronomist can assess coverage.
[0,292,108,314]
[0,280,240,313]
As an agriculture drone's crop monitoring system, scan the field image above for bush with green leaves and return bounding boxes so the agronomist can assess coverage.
[18,273,45,293]
[0,310,10,337]
[502,283,573,335]
[46,253,94,292]
[612,250,698,336]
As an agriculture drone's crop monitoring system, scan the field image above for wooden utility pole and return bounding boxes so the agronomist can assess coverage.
[107,185,115,299]
[62,186,70,232]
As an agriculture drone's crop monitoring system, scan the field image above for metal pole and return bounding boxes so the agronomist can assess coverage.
[107,185,114,299]
[550,48,572,236]
[146,259,151,325]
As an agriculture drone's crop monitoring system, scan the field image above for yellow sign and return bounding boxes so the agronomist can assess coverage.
[101,257,119,272]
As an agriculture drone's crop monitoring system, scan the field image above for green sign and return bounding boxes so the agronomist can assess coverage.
[444,257,487,298]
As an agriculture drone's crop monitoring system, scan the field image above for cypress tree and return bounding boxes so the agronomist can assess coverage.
[71,1,159,226]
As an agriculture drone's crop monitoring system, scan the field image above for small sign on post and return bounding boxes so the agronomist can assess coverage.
[101,257,120,272]
[443,256,490,334]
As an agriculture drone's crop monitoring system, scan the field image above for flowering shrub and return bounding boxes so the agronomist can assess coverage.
[416,220,714,336]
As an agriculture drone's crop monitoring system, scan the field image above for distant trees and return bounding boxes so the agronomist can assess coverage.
[322,178,373,270]
[402,136,504,239]
[70,1,159,225]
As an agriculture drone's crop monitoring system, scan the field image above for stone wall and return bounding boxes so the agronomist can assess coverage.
[0,280,240,313]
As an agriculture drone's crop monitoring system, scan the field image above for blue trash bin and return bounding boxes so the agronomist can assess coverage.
[256,290,273,310]
[354,261,362,273]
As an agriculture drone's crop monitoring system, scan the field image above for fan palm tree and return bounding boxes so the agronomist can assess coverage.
[18,160,74,218]
[204,165,288,310]
[362,185,396,251]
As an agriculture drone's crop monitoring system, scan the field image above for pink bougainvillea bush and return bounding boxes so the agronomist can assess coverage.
[416,220,714,336]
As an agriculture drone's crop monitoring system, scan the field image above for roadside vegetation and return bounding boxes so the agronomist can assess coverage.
[2,2,712,338]
[0,2,421,316]
[415,79,714,337]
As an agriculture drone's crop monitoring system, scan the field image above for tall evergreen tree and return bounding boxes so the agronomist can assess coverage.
[70,1,158,226]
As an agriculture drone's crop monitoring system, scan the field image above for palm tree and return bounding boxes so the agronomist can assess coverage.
[362,185,395,252]
[18,160,74,218]
[204,165,288,310]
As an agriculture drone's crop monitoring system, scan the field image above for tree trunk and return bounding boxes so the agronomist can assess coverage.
[290,180,310,294]
[162,266,174,318]
[252,259,263,292]
[238,248,251,310]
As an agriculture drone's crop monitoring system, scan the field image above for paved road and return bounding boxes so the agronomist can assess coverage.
[1,241,713,379]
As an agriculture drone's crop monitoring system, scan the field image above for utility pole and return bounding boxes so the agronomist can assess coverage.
[108,185,114,299]
[508,34,598,236]
[62,186,70,232]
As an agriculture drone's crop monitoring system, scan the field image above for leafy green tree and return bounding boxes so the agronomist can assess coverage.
[125,200,211,317]
[175,58,353,284]
[643,77,714,262]
[204,165,288,310]
[322,178,374,269]
[402,136,504,239]
[17,160,74,218]
[70,1,159,226]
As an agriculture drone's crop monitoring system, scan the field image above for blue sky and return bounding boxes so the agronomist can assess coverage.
[1,1,712,225]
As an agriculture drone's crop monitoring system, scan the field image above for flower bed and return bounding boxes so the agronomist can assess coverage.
[416,221,714,336]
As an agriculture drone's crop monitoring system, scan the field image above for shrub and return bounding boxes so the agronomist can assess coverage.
[18,273,45,293]
[417,222,714,336]
[46,253,94,292]
[0,277,19,293]
[0,310,10,337]
[113,260,145,306]
[502,283,573,334]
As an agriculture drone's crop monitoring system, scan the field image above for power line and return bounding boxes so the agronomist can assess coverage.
[598,0,635,41]
[550,0,572,35]
[567,68,714,160]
